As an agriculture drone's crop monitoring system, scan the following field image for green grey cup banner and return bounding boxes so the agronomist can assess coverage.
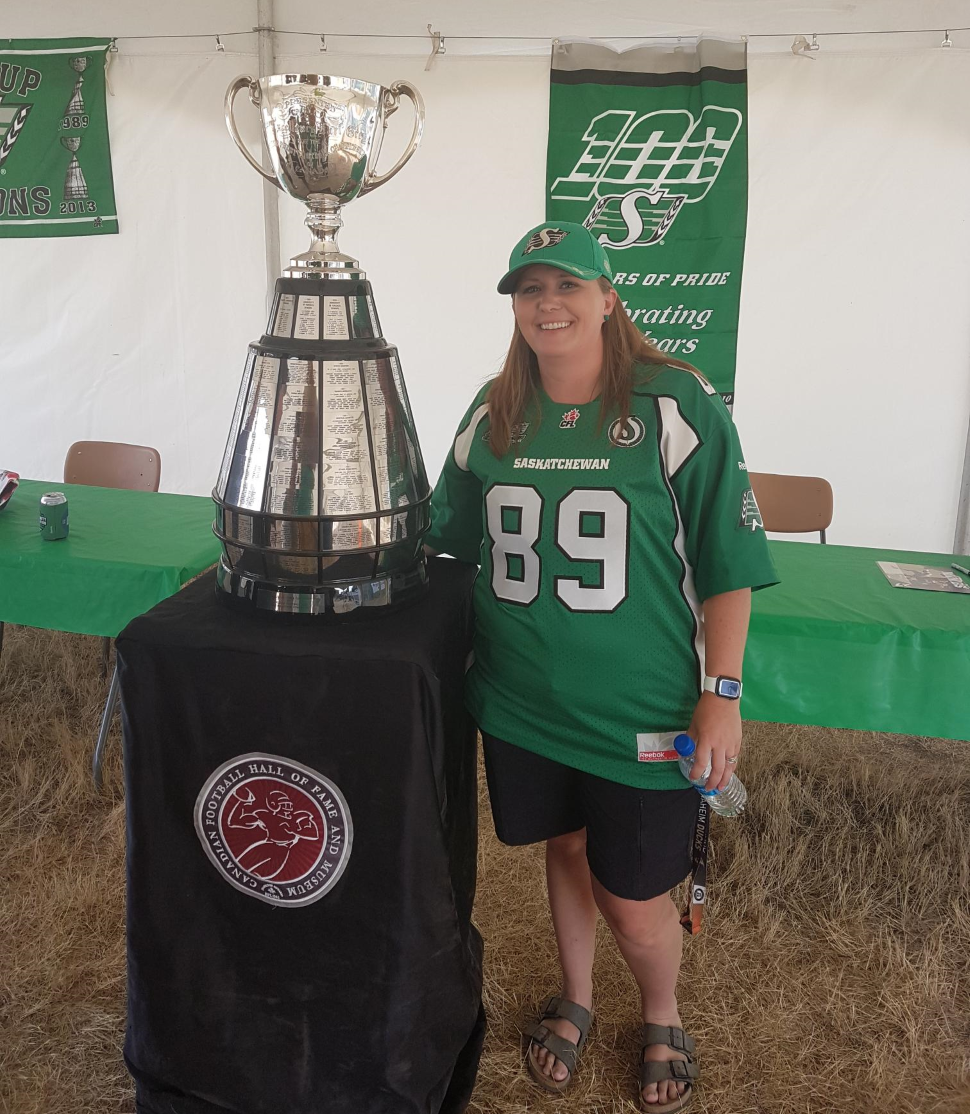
[0,38,117,238]
[547,39,748,402]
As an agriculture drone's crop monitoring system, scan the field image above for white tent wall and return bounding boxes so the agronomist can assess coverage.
[1,47,267,498]
[2,4,969,553]
[739,49,970,550]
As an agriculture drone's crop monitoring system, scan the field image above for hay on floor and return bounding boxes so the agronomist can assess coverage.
[0,625,968,1114]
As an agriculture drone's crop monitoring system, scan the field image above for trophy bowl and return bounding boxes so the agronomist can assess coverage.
[226,73,424,276]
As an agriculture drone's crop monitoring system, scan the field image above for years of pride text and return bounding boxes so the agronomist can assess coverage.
[612,273,731,287]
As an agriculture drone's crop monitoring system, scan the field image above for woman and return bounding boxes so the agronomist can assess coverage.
[425,221,778,1111]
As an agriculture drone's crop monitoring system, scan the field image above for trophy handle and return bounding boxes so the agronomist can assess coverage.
[360,80,426,196]
[225,75,282,189]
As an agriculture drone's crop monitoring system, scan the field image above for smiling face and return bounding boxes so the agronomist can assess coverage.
[512,264,618,364]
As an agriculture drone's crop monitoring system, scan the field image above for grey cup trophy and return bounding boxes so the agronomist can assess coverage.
[213,74,431,615]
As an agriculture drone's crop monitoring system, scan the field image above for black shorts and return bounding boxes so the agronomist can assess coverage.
[481,732,700,902]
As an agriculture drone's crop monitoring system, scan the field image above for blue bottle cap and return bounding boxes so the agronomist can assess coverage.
[673,733,695,757]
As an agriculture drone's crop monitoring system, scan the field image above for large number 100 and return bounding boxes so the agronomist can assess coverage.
[485,484,630,612]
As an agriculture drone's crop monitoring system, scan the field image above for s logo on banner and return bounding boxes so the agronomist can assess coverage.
[551,107,742,249]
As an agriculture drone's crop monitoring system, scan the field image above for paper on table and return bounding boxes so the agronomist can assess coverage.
[877,561,970,594]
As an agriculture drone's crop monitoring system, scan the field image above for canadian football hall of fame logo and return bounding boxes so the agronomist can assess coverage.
[551,106,742,250]
[194,753,353,908]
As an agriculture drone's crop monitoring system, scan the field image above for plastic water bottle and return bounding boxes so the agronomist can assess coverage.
[674,733,747,817]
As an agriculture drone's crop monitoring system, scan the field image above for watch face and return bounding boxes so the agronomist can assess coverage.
[717,678,742,699]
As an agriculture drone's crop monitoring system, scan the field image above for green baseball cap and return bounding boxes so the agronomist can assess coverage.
[497,221,613,294]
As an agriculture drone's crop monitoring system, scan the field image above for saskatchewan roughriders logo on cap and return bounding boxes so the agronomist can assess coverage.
[523,227,569,254]
[194,753,353,907]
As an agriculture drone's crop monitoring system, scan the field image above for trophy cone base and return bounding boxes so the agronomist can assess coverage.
[214,555,429,618]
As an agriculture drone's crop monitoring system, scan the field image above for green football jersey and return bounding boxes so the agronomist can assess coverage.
[426,366,779,789]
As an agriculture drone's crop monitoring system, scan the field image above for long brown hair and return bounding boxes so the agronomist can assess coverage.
[486,277,699,458]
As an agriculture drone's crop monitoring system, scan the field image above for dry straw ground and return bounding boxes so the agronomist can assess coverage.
[1,624,968,1114]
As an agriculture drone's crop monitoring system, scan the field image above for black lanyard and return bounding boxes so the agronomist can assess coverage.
[679,796,709,935]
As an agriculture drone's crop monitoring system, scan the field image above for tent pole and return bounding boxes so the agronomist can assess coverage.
[955,403,970,556]
[255,0,281,313]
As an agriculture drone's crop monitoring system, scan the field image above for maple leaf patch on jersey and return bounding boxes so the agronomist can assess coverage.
[560,408,581,429]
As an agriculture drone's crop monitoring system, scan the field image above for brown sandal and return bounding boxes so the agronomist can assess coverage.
[523,994,593,1093]
[639,1023,699,1112]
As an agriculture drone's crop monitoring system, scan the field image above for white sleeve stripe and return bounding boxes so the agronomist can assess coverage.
[657,396,700,477]
[655,398,706,688]
[689,370,718,396]
[454,403,490,472]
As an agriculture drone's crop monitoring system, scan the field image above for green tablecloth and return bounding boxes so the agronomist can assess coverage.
[1,480,967,740]
[0,478,221,637]
[746,540,970,741]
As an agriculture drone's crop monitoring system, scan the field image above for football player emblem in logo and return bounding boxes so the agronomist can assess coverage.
[560,408,581,429]
[739,487,764,532]
[194,753,353,907]
[522,227,568,254]
[608,416,646,448]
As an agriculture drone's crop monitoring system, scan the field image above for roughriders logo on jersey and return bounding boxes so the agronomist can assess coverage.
[194,753,353,907]
[608,416,646,448]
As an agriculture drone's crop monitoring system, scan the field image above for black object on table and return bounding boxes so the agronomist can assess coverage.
[117,557,483,1114]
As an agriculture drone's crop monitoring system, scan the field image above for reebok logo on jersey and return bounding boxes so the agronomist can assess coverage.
[522,227,568,254]
[560,409,581,429]
[513,457,611,470]
[637,733,680,762]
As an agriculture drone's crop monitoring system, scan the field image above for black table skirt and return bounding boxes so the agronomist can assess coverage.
[117,557,483,1114]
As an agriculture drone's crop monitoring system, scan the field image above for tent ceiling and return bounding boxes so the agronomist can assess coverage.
[4,0,968,42]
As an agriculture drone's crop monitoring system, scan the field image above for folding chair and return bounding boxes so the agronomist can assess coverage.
[64,441,161,787]
[748,472,834,543]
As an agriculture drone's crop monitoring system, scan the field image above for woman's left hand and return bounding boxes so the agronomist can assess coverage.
[686,692,742,791]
